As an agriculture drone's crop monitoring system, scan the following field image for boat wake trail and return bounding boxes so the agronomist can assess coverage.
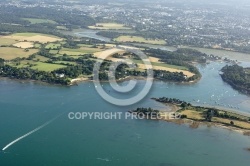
[96,158,110,162]
[2,113,63,151]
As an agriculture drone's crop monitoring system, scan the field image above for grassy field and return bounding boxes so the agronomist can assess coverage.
[88,23,131,30]
[35,55,50,62]
[54,61,77,65]
[77,44,95,47]
[11,33,48,37]
[115,36,166,45]
[34,43,41,48]
[11,60,66,72]
[60,41,67,45]
[59,47,102,56]
[45,43,61,49]
[0,38,17,45]
[49,50,60,54]
[31,62,66,72]
[22,18,57,24]
[59,50,83,56]
[0,47,39,60]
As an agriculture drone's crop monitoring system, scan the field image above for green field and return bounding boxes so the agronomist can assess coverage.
[11,32,55,37]
[45,43,61,49]
[77,44,95,47]
[0,47,39,60]
[54,61,77,65]
[12,33,43,37]
[0,38,18,46]
[49,50,60,54]
[34,43,41,48]
[59,47,102,56]
[56,26,68,30]
[9,60,66,71]
[60,41,67,45]
[31,62,66,72]
[115,36,166,45]
[88,23,131,30]
[35,55,50,62]
[22,18,57,24]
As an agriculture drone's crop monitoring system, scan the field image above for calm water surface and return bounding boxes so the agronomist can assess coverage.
[0,62,250,166]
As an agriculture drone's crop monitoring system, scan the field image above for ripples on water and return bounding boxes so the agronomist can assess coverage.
[0,61,250,166]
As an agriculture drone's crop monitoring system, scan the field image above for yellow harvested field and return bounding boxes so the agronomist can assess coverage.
[0,37,18,45]
[115,36,166,45]
[94,48,194,77]
[94,48,125,59]
[13,42,34,48]
[213,118,250,129]
[2,33,63,44]
[137,64,194,77]
[149,56,160,63]
[26,35,63,43]
[0,47,39,60]
[181,110,204,120]
[94,48,137,64]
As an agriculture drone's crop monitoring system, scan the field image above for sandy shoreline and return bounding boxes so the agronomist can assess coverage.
[0,75,199,87]
[70,77,90,84]
[161,117,250,135]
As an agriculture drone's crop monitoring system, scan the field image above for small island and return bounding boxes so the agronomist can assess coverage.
[130,97,250,135]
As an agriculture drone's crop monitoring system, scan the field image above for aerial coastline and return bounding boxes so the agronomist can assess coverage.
[130,97,250,135]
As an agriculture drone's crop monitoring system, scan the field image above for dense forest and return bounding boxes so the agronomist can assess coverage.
[0,55,101,85]
[129,107,160,119]
[221,65,250,95]
[0,63,71,85]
